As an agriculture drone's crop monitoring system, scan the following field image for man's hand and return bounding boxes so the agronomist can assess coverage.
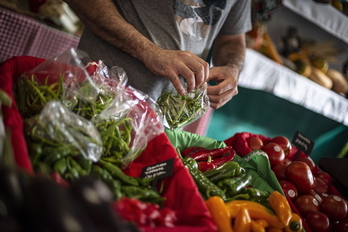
[143,49,210,96]
[208,33,247,109]
[206,66,239,109]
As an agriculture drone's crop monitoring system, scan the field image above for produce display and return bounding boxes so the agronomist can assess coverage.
[1,53,347,232]
[170,130,305,232]
[233,132,348,232]
[1,55,220,232]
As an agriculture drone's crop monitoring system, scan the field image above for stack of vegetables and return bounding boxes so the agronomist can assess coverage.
[175,144,302,232]
[164,129,301,232]
[224,132,348,232]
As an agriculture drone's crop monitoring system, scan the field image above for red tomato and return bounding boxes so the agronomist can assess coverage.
[269,135,292,155]
[315,171,332,187]
[285,161,315,195]
[321,195,348,221]
[246,137,264,151]
[296,156,316,174]
[334,217,348,232]
[279,180,298,201]
[305,211,330,232]
[272,163,288,181]
[294,195,320,217]
[308,190,324,205]
[314,177,329,195]
[262,142,285,167]
[283,158,292,166]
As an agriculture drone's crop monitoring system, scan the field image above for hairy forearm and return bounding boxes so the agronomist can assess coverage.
[63,0,160,62]
[212,34,246,78]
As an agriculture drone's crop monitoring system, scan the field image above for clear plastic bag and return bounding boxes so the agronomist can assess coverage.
[24,101,103,162]
[92,83,164,168]
[16,47,164,168]
[14,48,99,119]
[157,83,210,129]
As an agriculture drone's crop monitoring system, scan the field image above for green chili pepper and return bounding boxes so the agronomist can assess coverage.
[203,161,245,183]
[64,167,80,181]
[240,187,271,207]
[216,173,252,197]
[53,157,68,175]
[91,165,123,201]
[76,156,92,174]
[91,164,107,178]
[41,146,69,166]
[67,156,87,176]
[182,156,226,200]
[225,193,250,202]
[133,176,154,187]
[100,156,124,168]
[34,161,52,176]
[27,142,43,166]
[99,160,139,186]
[120,185,165,204]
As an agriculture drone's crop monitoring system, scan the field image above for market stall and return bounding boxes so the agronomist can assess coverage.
[1,49,347,232]
[1,1,348,232]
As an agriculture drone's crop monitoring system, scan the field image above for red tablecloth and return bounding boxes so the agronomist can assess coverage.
[0,7,79,62]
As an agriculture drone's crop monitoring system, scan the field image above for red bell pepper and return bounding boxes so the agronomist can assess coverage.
[181,146,207,157]
[210,149,236,167]
[197,156,217,172]
[186,146,234,162]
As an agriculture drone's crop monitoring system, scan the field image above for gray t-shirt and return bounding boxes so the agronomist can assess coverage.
[78,0,252,101]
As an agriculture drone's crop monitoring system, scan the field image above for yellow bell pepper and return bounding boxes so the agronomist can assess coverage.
[268,191,292,227]
[225,200,284,229]
[233,207,251,232]
[205,196,233,232]
[284,213,303,232]
[250,219,266,232]
[255,219,269,228]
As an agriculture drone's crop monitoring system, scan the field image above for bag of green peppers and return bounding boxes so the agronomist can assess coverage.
[24,100,103,166]
[157,82,210,130]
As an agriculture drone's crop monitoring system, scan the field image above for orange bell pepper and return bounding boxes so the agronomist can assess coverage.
[205,196,233,232]
[268,191,292,227]
[284,213,302,232]
[233,207,251,232]
[250,219,266,232]
[225,200,284,229]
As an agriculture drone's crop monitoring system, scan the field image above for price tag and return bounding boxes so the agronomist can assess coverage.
[141,158,174,179]
[292,131,315,160]
[141,158,174,190]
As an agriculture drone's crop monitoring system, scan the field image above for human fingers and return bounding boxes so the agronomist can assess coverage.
[174,51,209,92]
[166,70,186,96]
[207,85,236,109]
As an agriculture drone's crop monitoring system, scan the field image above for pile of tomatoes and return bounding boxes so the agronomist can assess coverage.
[247,135,348,232]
